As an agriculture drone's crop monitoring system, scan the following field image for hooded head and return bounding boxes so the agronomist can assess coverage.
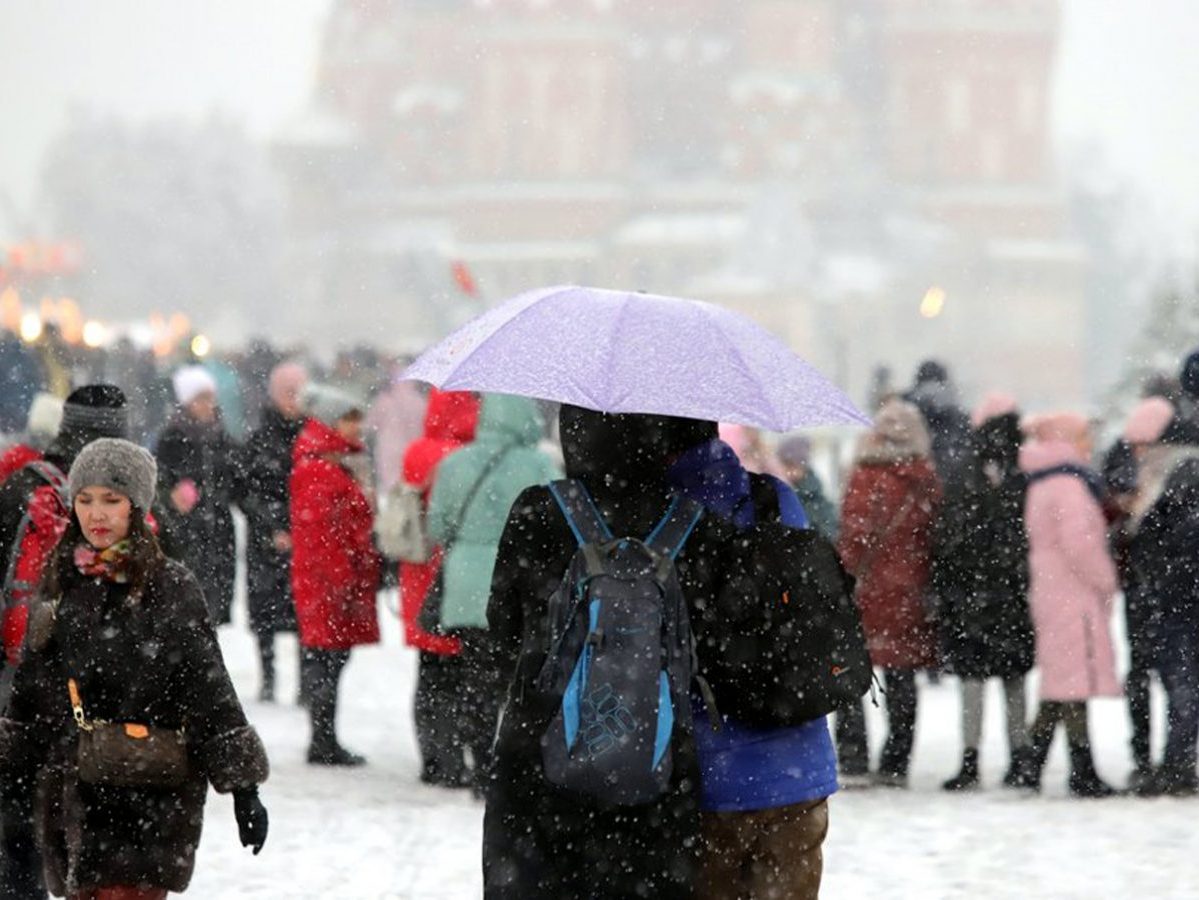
[1123,396,1175,446]
[422,390,480,443]
[48,384,129,467]
[1180,348,1199,401]
[476,394,545,447]
[559,405,715,497]
[915,359,950,386]
[858,398,931,462]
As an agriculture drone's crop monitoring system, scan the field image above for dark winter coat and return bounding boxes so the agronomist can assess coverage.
[905,380,974,492]
[154,411,241,624]
[290,418,381,651]
[240,406,305,635]
[1127,447,1199,670]
[0,558,268,895]
[839,447,942,671]
[483,408,735,900]
[931,413,1035,680]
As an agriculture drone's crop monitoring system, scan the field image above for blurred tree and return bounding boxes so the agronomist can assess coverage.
[35,112,284,337]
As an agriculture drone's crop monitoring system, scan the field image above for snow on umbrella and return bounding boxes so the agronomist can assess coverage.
[403,285,871,431]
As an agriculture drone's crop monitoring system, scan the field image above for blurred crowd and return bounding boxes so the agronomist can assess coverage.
[3,323,1199,897]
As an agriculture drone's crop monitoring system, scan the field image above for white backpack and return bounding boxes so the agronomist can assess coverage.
[374,481,431,563]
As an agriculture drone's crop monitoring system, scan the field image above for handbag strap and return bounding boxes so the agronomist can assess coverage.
[67,678,93,732]
[442,445,514,550]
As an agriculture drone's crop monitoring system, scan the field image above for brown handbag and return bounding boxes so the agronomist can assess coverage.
[67,679,190,788]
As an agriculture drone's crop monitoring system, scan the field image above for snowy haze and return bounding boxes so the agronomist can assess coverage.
[0,1,1196,241]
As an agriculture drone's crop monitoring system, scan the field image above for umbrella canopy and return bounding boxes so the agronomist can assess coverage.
[404,285,870,431]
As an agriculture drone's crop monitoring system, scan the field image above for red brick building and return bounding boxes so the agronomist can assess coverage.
[275,0,1086,408]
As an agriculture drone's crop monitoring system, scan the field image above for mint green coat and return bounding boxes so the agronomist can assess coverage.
[426,395,560,629]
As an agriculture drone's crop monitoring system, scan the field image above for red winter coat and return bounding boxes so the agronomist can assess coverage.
[839,452,942,670]
[399,390,479,655]
[0,444,41,485]
[290,418,381,651]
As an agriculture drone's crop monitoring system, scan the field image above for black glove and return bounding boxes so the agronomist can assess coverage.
[233,788,268,855]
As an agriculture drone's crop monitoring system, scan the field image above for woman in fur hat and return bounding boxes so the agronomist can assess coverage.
[836,398,942,787]
[0,438,269,898]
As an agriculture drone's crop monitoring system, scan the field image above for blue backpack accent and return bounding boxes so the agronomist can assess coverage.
[538,479,704,806]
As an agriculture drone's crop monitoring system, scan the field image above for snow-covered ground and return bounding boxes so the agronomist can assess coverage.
[192,593,1199,899]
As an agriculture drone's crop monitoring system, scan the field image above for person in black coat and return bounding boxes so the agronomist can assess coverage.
[0,438,268,897]
[904,360,974,493]
[0,384,128,900]
[155,367,242,625]
[932,407,1036,791]
[240,362,308,702]
[483,406,734,900]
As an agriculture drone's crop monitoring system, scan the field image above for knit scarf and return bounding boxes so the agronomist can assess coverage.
[74,540,132,583]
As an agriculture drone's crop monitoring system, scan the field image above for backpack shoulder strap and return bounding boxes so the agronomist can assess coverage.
[548,479,613,547]
[645,495,705,562]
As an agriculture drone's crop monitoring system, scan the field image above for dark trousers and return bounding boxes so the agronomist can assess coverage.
[1159,636,1199,772]
[458,630,502,785]
[307,648,351,750]
[0,777,44,899]
[414,651,468,785]
[699,799,829,900]
[835,668,918,776]
[1126,646,1155,771]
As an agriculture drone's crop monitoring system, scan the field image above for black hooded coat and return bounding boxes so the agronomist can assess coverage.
[482,407,734,900]
[931,413,1035,679]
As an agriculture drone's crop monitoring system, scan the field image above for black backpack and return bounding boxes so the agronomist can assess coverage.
[537,479,705,806]
[699,517,872,728]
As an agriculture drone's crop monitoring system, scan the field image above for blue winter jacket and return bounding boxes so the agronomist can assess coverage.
[669,439,839,812]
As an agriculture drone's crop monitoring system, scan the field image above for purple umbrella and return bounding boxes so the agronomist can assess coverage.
[404,285,870,431]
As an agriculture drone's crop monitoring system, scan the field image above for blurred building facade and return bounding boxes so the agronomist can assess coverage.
[275,0,1085,409]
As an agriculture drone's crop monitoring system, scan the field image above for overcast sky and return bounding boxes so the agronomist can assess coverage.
[0,0,1197,251]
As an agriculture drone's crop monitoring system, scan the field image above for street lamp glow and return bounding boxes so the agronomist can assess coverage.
[190,334,212,358]
[19,312,42,343]
[920,286,946,319]
[82,320,106,348]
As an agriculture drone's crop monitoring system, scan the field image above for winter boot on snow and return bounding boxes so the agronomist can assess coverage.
[307,666,366,767]
[1148,763,1199,797]
[258,638,276,704]
[943,748,981,791]
[1003,746,1039,790]
[1067,742,1117,799]
[1128,763,1159,796]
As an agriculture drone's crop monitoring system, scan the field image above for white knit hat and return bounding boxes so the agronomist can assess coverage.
[26,393,64,439]
[172,365,218,406]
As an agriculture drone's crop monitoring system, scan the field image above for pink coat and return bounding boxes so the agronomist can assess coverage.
[1021,440,1120,700]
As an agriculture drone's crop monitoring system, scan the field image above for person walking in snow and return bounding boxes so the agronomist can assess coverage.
[667,422,835,900]
[904,360,974,493]
[240,362,309,702]
[154,366,242,626]
[483,407,735,899]
[837,398,941,787]
[399,389,480,787]
[290,385,381,766]
[933,394,1036,791]
[0,438,269,898]
[1021,413,1120,797]
[425,394,559,791]
[776,434,839,542]
[1124,396,1199,795]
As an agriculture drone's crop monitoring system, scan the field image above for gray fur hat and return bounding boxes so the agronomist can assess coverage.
[68,438,158,512]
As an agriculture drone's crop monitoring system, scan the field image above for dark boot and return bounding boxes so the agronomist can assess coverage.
[1149,763,1199,797]
[297,648,313,707]
[307,653,366,767]
[942,748,980,792]
[1003,746,1039,789]
[1128,763,1159,796]
[1067,741,1117,798]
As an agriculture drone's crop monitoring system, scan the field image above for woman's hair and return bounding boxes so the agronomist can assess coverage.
[41,507,165,601]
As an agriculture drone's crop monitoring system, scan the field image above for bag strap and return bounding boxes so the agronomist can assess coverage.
[443,445,515,549]
[68,678,93,732]
[645,495,704,562]
[2,462,69,604]
[548,479,613,546]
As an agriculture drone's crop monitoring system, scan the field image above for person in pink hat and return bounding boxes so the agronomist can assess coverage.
[1019,412,1120,797]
